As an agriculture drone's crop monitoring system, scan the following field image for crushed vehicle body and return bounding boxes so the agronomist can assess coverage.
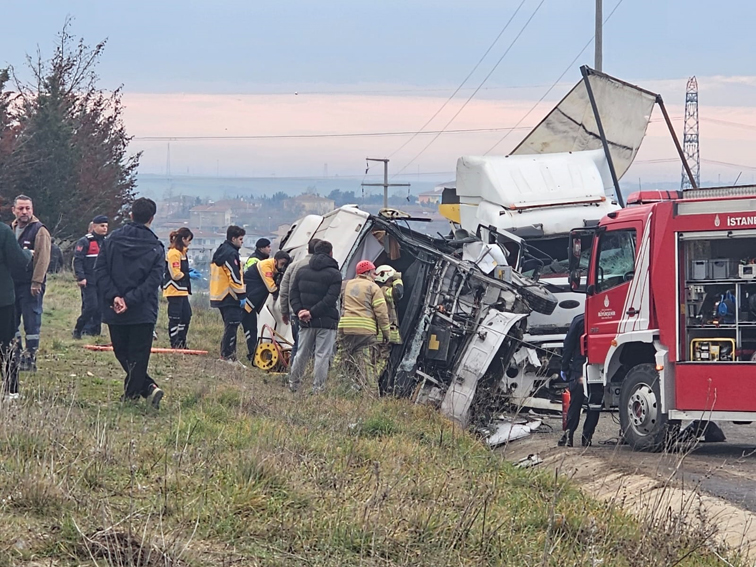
[257,205,557,427]
[439,67,663,411]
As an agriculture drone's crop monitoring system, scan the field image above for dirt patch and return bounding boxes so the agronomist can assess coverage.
[499,414,756,558]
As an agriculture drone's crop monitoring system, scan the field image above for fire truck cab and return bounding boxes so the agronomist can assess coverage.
[569,188,756,450]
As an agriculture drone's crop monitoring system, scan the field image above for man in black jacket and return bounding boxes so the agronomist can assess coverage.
[95,198,165,408]
[0,223,32,399]
[558,313,600,447]
[72,215,108,339]
[288,240,342,393]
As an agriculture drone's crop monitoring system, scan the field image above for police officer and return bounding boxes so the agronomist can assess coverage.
[558,313,600,447]
[72,215,108,339]
[10,195,51,372]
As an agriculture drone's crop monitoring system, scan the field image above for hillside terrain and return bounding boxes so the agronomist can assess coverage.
[0,277,738,566]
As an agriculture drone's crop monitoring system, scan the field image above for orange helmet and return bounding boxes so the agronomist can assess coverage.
[356,260,376,275]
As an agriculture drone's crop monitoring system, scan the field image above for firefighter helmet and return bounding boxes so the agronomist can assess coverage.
[374,265,396,284]
[356,260,376,275]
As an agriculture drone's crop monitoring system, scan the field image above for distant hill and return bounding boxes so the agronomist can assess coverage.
[135,173,441,200]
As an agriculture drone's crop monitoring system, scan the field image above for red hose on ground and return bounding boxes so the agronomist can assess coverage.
[83,345,208,355]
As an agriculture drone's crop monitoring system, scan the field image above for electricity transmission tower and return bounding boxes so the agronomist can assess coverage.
[681,77,700,189]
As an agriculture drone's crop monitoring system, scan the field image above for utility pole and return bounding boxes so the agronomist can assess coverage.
[361,158,410,209]
[595,0,603,72]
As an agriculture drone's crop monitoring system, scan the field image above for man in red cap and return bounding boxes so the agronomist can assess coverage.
[337,259,391,389]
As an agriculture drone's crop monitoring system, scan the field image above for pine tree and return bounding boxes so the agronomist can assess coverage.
[1,21,140,240]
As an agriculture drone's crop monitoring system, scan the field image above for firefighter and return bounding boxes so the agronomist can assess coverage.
[72,215,108,339]
[210,226,246,361]
[163,227,200,349]
[374,265,403,344]
[10,195,51,372]
[558,313,600,447]
[241,250,291,363]
[243,237,271,270]
[336,260,391,388]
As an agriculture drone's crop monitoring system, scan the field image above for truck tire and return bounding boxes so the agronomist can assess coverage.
[519,283,558,316]
[619,364,670,451]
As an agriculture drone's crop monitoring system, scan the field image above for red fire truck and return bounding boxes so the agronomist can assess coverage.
[569,187,756,450]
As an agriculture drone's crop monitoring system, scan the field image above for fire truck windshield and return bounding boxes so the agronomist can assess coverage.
[595,230,637,292]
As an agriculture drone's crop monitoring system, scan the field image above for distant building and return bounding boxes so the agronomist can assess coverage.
[284,193,335,215]
[190,204,233,231]
[418,186,444,205]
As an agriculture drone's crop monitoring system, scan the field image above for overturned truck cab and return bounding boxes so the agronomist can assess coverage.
[262,205,557,428]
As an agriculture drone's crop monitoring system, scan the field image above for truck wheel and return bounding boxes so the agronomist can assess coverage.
[518,283,558,316]
[619,364,669,451]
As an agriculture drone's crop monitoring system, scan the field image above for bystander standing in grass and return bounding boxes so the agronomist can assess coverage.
[279,238,320,362]
[288,240,342,393]
[72,215,108,339]
[0,222,32,400]
[10,195,51,372]
[209,225,246,363]
[95,198,166,409]
[163,227,199,349]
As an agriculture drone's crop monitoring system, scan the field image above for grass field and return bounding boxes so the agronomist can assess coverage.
[0,275,740,566]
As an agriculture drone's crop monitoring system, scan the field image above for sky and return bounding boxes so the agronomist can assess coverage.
[2,0,756,188]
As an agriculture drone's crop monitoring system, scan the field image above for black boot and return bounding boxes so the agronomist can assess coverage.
[581,435,592,447]
[558,431,574,447]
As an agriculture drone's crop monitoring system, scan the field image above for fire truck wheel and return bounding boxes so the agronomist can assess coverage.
[619,364,669,451]
[518,283,558,316]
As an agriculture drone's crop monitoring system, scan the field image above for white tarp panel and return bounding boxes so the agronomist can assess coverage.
[511,72,656,180]
[456,149,613,208]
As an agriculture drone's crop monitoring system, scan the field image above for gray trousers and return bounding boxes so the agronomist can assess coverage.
[288,327,337,393]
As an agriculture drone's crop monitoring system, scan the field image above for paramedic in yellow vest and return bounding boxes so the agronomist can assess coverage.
[243,237,271,270]
[374,265,403,344]
[337,260,391,385]
[210,225,246,361]
[242,250,291,363]
[163,227,199,349]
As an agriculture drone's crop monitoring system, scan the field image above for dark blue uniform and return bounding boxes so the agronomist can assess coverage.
[73,233,104,337]
[559,314,600,447]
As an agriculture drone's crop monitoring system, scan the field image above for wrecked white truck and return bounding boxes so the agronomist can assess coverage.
[257,204,557,427]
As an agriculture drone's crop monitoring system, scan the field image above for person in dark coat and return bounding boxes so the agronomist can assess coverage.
[243,237,271,270]
[72,215,108,338]
[288,240,342,393]
[0,223,32,399]
[94,198,165,408]
[558,313,600,447]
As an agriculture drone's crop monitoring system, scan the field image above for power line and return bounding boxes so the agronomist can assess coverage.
[132,125,532,142]
[387,0,528,159]
[392,0,547,178]
[484,0,626,155]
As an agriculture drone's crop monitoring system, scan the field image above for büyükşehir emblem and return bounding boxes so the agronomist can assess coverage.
[714,214,721,227]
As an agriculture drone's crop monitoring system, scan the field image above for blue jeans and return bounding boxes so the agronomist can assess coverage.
[15,282,44,358]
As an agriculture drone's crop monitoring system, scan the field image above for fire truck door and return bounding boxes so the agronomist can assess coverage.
[585,224,639,366]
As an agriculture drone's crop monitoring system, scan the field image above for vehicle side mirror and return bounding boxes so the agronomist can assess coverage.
[586,284,595,297]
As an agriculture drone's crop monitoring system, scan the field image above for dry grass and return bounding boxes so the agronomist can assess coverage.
[0,275,743,566]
